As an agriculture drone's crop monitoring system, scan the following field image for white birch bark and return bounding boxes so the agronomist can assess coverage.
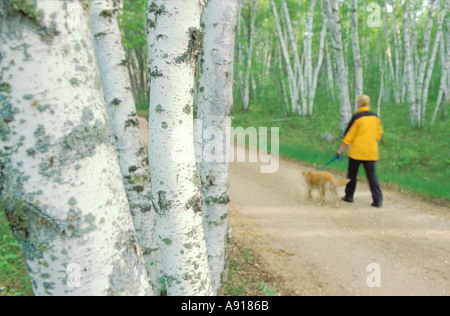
[325,39,336,101]
[90,0,163,295]
[237,0,245,106]
[415,0,437,127]
[0,0,152,296]
[305,0,317,112]
[242,0,258,111]
[309,19,327,116]
[421,1,447,126]
[148,0,212,296]
[277,44,290,113]
[431,5,450,125]
[324,0,352,134]
[281,0,306,115]
[197,0,238,295]
[385,0,401,104]
[351,0,363,110]
[403,3,419,127]
[270,0,299,115]
[147,0,156,104]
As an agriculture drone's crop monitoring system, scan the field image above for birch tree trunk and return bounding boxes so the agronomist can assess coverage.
[147,0,212,296]
[403,2,419,127]
[305,0,317,114]
[197,0,238,295]
[242,0,258,111]
[270,0,299,115]
[281,0,306,115]
[351,0,363,110]
[325,39,336,101]
[309,17,327,116]
[0,0,152,296]
[431,4,450,125]
[415,0,437,127]
[90,0,163,295]
[421,1,447,126]
[387,0,403,104]
[324,0,352,134]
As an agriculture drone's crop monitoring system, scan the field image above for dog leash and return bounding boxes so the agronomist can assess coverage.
[318,154,344,171]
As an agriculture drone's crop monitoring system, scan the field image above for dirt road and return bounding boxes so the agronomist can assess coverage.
[228,147,450,296]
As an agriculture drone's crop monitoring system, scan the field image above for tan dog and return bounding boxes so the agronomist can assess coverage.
[303,171,350,207]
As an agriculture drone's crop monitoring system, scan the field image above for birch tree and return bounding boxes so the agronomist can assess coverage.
[0,0,152,296]
[242,0,258,111]
[403,2,418,126]
[270,0,299,114]
[324,0,352,134]
[197,0,238,295]
[351,0,363,110]
[281,0,306,115]
[89,0,163,295]
[415,0,437,127]
[420,1,447,126]
[147,0,212,296]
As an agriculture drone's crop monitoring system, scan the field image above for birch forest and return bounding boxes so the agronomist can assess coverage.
[1,0,449,297]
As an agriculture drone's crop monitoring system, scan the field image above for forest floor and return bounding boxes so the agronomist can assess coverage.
[226,146,450,296]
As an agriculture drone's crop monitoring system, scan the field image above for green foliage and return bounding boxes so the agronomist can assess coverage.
[0,208,33,296]
[118,0,147,51]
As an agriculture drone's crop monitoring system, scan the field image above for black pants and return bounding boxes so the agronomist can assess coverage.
[345,158,383,205]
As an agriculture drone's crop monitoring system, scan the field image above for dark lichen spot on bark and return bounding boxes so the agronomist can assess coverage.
[0,95,14,141]
[110,98,122,106]
[33,124,50,153]
[148,3,167,16]
[155,190,172,216]
[125,117,139,129]
[162,238,172,246]
[156,34,167,41]
[68,197,77,206]
[94,32,107,40]
[182,104,191,115]
[36,104,50,113]
[26,148,36,157]
[0,82,11,94]
[69,77,80,86]
[128,166,138,173]
[99,9,118,18]
[204,193,230,206]
[62,111,109,161]
[161,122,168,129]
[185,194,203,214]
[155,104,164,114]
[150,67,163,78]
[174,27,204,65]
[192,172,201,189]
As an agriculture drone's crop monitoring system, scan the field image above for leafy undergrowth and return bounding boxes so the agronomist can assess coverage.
[222,238,294,296]
[0,208,33,296]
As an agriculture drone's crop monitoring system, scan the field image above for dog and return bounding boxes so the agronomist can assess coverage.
[303,170,350,207]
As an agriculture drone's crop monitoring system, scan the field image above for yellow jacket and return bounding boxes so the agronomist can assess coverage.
[343,106,383,161]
